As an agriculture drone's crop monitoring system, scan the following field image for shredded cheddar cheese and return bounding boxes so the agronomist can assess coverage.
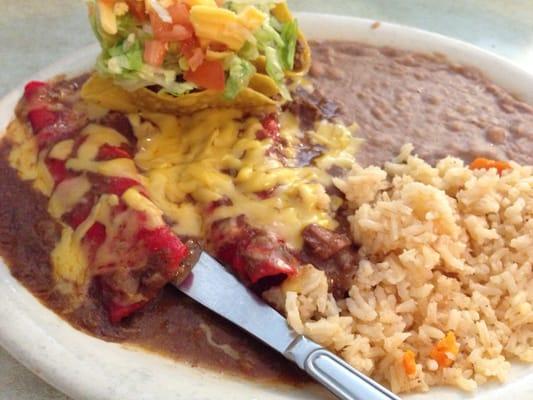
[122,187,165,229]
[183,0,218,6]
[190,5,266,50]
[78,124,129,160]
[36,151,56,197]
[97,0,118,35]
[51,225,90,292]
[49,139,75,161]
[59,123,137,185]
[5,120,40,186]
[48,176,92,219]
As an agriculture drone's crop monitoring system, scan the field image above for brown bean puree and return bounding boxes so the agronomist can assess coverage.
[1,40,532,385]
[309,41,533,166]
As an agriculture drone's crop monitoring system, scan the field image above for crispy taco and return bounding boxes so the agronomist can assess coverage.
[84,0,311,113]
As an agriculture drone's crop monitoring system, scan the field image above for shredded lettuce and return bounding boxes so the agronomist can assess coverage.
[269,14,283,32]
[264,46,290,100]
[115,64,197,95]
[96,33,196,96]
[280,20,298,70]
[91,3,138,50]
[224,56,256,99]
[255,23,284,50]
[239,41,260,61]
[137,65,196,95]
[106,36,143,73]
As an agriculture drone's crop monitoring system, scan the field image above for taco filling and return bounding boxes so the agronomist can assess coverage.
[89,0,303,100]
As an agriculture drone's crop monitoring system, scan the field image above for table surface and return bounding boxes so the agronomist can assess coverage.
[1,1,532,399]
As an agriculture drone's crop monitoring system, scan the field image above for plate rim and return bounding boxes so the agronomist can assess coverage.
[0,12,532,400]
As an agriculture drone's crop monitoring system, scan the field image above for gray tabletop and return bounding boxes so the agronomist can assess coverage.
[0,1,532,399]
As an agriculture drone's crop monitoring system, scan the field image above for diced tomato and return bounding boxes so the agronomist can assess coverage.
[469,157,511,175]
[97,144,131,160]
[187,48,204,71]
[257,114,280,140]
[125,0,146,21]
[150,11,170,38]
[45,158,69,185]
[24,81,47,99]
[28,108,57,133]
[184,60,225,91]
[150,11,193,42]
[143,40,167,67]
[108,301,146,324]
[167,24,193,41]
[167,2,192,28]
[179,36,199,58]
[104,177,139,196]
[85,222,107,248]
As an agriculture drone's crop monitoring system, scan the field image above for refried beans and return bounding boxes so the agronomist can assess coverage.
[309,41,533,166]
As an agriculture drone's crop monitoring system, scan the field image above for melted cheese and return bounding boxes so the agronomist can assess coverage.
[49,139,75,161]
[51,226,89,292]
[36,151,55,197]
[48,176,92,219]
[7,101,360,294]
[122,187,164,229]
[78,124,128,160]
[133,109,359,248]
[52,194,121,293]
[91,196,145,272]
[65,124,140,181]
[311,121,362,171]
[66,158,140,180]
[6,119,41,188]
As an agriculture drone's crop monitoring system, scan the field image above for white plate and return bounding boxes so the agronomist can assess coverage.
[0,13,532,400]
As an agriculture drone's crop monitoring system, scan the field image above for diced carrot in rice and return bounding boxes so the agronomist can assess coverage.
[430,331,459,368]
[402,350,417,376]
[469,157,511,175]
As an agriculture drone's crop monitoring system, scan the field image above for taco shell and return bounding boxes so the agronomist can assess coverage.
[81,73,281,114]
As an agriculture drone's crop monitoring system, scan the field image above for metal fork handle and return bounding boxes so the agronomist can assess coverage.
[285,336,401,400]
